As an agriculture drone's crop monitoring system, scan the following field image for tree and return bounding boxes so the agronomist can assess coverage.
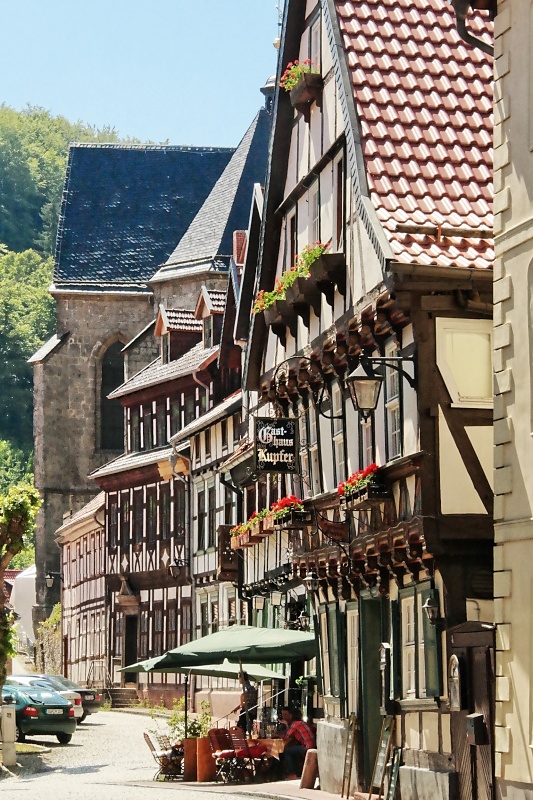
[0,484,41,688]
[0,248,55,450]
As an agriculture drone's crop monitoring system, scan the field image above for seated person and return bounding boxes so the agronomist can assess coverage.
[279,706,315,779]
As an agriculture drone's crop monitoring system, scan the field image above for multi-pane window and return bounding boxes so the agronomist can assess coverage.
[221,419,228,450]
[204,315,213,348]
[400,584,441,700]
[130,406,140,452]
[185,396,195,426]
[224,485,233,526]
[361,419,373,468]
[114,615,123,658]
[156,401,167,446]
[147,489,157,544]
[139,609,148,659]
[197,489,206,551]
[320,611,331,696]
[211,600,219,633]
[385,342,401,459]
[143,404,153,450]
[205,428,211,460]
[153,606,163,655]
[108,495,118,549]
[233,410,241,444]
[160,483,170,540]
[207,486,216,548]
[181,600,192,645]
[171,398,181,436]
[174,480,186,542]
[120,491,130,544]
[331,382,345,484]
[334,156,344,251]
[200,602,209,638]
[287,211,296,269]
[133,489,143,545]
[309,184,319,244]
[310,18,321,68]
[167,603,177,649]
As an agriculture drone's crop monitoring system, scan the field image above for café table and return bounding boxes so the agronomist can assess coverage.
[254,737,286,760]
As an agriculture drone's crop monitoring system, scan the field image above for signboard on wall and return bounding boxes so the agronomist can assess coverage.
[254,417,298,474]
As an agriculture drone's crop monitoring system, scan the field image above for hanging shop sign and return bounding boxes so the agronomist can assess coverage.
[254,417,298,474]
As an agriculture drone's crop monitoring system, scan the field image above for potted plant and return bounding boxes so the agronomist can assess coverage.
[280,59,324,118]
[164,699,213,782]
[338,464,389,509]
[272,495,312,529]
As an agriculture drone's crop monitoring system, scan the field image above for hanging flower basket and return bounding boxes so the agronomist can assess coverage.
[308,253,346,305]
[263,299,297,338]
[284,275,321,323]
[290,73,324,121]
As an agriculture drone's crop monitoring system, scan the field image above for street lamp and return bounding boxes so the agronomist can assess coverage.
[45,572,63,589]
[422,589,443,626]
[346,355,416,420]
[253,595,265,611]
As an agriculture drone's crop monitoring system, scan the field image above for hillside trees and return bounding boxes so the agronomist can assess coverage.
[0,249,55,451]
[0,105,124,254]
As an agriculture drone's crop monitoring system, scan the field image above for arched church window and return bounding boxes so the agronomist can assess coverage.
[101,341,125,450]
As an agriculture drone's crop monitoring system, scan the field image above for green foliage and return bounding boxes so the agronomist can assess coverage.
[0,441,33,494]
[0,105,126,255]
[0,248,55,450]
[38,602,61,632]
[167,698,212,741]
[0,483,41,687]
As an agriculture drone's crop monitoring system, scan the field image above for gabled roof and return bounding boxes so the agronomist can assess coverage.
[55,492,105,536]
[89,446,173,481]
[108,343,219,399]
[170,390,242,444]
[52,144,234,293]
[154,306,202,336]
[150,108,271,282]
[333,0,493,269]
[194,287,227,319]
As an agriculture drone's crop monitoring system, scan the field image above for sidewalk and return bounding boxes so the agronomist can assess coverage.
[149,778,343,800]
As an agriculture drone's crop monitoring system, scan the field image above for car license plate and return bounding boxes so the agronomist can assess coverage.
[85,694,94,700]
[46,709,63,715]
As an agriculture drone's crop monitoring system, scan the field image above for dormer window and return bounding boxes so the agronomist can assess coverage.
[204,315,213,348]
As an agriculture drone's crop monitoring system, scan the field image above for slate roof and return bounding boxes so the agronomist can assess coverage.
[151,108,271,281]
[165,309,202,331]
[53,144,234,293]
[109,342,219,399]
[90,447,173,481]
[335,0,493,269]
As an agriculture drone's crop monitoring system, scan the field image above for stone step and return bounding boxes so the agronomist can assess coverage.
[106,687,139,708]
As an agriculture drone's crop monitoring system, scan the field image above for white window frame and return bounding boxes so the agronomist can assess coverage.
[310,18,321,70]
[333,153,344,252]
[320,610,331,696]
[401,594,416,698]
[346,605,359,715]
[309,183,320,245]
[385,341,401,459]
[361,419,373,468]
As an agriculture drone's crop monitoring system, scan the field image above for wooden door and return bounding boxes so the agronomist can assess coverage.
[360,595,382,789]
[449,623,495,800]
[123,614,138,685]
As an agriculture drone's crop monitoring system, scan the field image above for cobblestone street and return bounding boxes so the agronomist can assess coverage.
[0,710,330,800]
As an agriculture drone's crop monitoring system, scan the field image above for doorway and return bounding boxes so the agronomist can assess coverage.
[449,622,495,800]
[359,594,383,788]
[123,614,138,685]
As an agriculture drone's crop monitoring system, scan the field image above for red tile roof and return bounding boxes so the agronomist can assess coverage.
[335,0,493,269]
[165,309,202,332]
[207,289,227,313]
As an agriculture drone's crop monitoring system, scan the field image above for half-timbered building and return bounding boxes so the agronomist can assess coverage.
[233,2,494,798]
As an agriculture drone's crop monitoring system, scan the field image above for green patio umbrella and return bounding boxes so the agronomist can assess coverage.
[133,625,316,671]
[120,657,285,682]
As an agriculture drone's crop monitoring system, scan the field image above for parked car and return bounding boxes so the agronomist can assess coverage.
[1,683,77,744]
[7,675,83,720]
[37,674,102,721]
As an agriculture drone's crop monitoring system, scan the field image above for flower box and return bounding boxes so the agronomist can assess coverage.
[284,275,321,324]
[274,508,314,530]
[308,253,346,305]
[341,482,391,511]
[250,519,271,538]
[263,299,298,338]
[230,535,241,550]
[290,73,324,121]
[239,530,263,547]
[262,511,276,534]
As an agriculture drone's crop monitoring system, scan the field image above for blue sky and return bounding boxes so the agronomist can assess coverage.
[1,0,281,147]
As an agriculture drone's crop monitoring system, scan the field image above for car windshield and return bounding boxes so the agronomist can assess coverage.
[48,676,81,691]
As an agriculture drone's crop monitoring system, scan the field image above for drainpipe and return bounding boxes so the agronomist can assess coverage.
[450,0,494,57]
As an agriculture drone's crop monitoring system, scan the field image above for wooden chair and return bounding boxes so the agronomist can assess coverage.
[143,732,182,781]
[208,727,246,783]
[228,726,269,780]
